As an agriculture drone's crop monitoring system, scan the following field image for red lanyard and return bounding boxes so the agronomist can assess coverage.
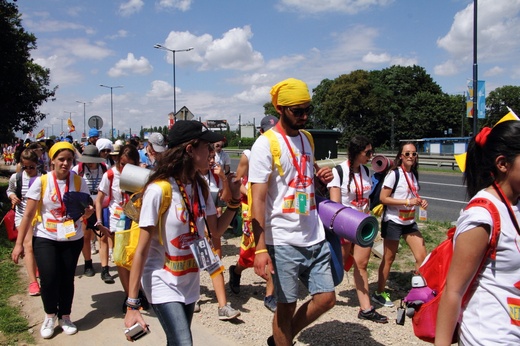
[275,123,307,183]
[401,165,420,198]
[176,179,201,235]
[52,171,70,215]
[492,181,520,236]
[350,162,364,201]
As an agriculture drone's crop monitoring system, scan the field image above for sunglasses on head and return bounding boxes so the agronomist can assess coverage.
[403,152,417,157]
[22,165,36,170]
[287,105,314,117]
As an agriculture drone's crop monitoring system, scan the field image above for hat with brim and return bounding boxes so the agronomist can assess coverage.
[77,145,105,163]
[110,144,121,156]
[167,120,224,148]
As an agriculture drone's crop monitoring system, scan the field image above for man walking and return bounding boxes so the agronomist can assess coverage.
[249,78,335,346]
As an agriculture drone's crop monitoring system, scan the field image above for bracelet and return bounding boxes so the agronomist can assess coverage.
[229,198,241,205]
[127,297,141,305]
[226,202,241,209]
[126,306,141,311]
[94,220,103,227]
[255,249,268,255]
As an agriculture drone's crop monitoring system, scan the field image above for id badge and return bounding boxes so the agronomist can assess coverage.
[57,219,76,241]
[189,238,218,270]
[419,207,428,221]
[294,191,309,215]
[351,198,369,214]
[114,206,124,219]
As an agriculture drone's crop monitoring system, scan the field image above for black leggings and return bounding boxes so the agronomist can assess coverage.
[33,237,83,318]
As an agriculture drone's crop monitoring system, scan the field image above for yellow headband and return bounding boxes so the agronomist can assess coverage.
[49,142,75,159]
[270,78,311,107]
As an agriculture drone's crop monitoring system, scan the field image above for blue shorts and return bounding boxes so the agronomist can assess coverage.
[268,241,335,304]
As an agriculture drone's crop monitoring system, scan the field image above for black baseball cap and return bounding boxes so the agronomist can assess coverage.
[167,120,224,148]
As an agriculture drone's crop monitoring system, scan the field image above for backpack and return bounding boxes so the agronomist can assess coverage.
[114,180,172,270]
[368,168,399,215]
[77,162,107,177]
[407,197,500,344]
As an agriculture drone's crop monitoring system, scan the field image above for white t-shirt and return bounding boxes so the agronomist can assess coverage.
[97,167,126,232]
[382,167,418,225]
[327,162,372,211]
[201,170,222,206]
[7,171,41,227]
[26,173,89,241]
[215,150,231,170]
[138,179,217,305]
[454,190,520,345]
[248,131,324,247]
[72,163,104,198]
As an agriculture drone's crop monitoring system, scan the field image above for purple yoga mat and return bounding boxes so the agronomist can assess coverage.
[316,196,378,247]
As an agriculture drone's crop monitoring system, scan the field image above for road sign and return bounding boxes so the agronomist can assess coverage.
[88,116,103,130]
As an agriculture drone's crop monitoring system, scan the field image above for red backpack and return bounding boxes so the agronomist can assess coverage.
[409,197,501,344]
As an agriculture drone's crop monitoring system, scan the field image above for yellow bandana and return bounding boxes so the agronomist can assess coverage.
[49,142,75,159]
[270,78,311,107]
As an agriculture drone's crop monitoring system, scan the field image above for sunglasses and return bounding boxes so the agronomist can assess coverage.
[214,144,222,148]
[22,165,36,170]
[403,152,417,157]
[287,105,314,117]
[364,149,374,157]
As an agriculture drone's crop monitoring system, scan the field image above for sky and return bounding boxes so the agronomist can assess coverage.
[15,0,520,139]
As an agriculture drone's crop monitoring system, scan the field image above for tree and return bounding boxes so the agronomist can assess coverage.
[0,0,57,135]
[485,85,520,126]
[262,102,277,117]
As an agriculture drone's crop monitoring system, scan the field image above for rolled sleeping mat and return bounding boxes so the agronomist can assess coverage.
[119,164,151,193]
[316,196,379,247]
[371,155,394,173]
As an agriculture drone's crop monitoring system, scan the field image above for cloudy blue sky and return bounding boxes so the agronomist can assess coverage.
[16,0,520,138]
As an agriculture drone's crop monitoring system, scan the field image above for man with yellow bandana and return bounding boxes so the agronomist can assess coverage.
[249,78,335,346]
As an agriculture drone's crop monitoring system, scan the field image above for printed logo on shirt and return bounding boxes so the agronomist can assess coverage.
[163,253,198,276]
[507,297,520,326]
[288,176,313,189]
[170,232,199,250]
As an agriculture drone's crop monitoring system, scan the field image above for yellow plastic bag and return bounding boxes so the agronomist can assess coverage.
[113,220,140,270]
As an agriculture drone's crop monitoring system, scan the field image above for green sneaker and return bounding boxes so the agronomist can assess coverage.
[371,291,394,307]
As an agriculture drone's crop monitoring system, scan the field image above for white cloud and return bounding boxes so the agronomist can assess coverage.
[49,38,113,60]
[484,66,504,77]
[157,0,193,11]
[234,85,272,104]
[202,26,264,71]
[119,0,144,17]
[434,60,459,76]
[146,80,174,100]
[107,30,128,40]
[34,55,83,86]
[108,53,153,77]
[277,0,393,14]
[362,52,390,64]
[436,0,520,75]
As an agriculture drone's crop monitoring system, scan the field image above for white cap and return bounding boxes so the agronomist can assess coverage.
[411,275,427,288]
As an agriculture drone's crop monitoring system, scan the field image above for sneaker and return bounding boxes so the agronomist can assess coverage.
[84,266,95,277]
[263,295,277,313]
[218,303,241,320]
[59,317,78,335]
[91,241,98,255]
[101,267,115,284]
[194,300,201,313]
[228,265,241,294]
[40,315,57,339]
[371,291,394,307]
[29,281,40,296]
[358,307,389,323]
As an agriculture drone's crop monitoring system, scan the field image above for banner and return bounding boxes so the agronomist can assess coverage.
[67,118,76,132]
[467,80,486,119]
[36,129,45,139]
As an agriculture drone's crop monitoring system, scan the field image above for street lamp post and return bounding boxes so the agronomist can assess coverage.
[99,85,123,140]
[154,44,194,116]
[76,101,88,137]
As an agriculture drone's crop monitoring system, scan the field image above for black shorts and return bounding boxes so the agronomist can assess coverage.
[381,220,419,241]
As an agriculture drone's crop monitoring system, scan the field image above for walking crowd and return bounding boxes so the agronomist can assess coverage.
[6,77,520,345]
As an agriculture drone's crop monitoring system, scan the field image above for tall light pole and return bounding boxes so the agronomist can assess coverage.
[154,44,194,116]
[100,85,123,140]
[76,101,88,137]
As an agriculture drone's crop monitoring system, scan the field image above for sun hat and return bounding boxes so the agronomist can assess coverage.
[167,120,224,149]
[260,115,279,132]
[77,145,105,164]
[96,138,114,152]
[148,132,166,153]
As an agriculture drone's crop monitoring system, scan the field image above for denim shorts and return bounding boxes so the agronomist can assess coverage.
[381,220,420,241]
[268,241,335,304]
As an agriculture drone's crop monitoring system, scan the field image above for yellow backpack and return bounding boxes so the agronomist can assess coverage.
[114,180,172,270]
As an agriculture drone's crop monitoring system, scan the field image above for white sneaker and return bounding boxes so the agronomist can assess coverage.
[59,317,78,335]
[40,315,57,339]
[91,241,98,255]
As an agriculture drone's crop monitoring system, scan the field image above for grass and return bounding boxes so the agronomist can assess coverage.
[0,180,35,346]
